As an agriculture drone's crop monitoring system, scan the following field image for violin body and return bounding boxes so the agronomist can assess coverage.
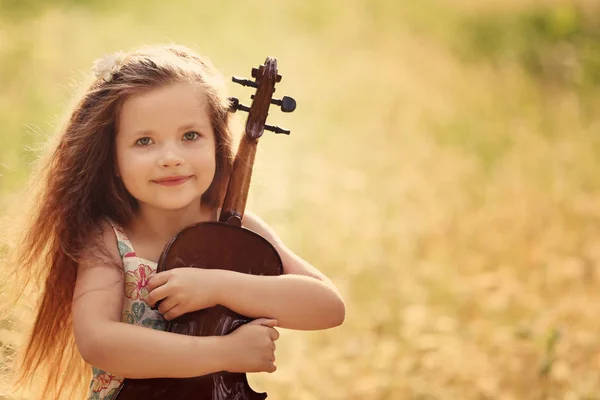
[113,222,283,400]
[113,57,295,399]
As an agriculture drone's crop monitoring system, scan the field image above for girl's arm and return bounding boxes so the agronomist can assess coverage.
[215,211,345,330]
[72,220,276,378]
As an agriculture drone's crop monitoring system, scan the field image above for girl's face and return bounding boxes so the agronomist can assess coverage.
[116,82,216,212]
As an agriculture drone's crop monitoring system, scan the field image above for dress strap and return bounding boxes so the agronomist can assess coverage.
[105,218,136,259]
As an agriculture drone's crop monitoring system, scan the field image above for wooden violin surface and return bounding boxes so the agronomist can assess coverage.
[113,223,283,400]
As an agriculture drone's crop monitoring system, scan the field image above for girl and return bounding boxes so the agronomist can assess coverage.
[8,44,345,400]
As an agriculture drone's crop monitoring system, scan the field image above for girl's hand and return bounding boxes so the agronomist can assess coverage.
[223,318,279,373]
[146,267,220,320]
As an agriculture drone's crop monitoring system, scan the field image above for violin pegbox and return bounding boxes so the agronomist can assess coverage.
[228,57,296,137]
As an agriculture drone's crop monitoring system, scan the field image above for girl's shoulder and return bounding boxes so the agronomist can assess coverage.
[80,218,123,266]
[104,218,136,258]
[241,210,281,246]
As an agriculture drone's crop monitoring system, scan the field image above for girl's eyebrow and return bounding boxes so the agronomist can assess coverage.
[130,123,210,137]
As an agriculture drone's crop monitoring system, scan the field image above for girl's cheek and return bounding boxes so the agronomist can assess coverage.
[128,152,155,168]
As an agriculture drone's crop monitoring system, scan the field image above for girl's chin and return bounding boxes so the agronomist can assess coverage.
[139,197,204,212]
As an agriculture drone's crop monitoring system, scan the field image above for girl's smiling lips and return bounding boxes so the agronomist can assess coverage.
[152,175,192,186]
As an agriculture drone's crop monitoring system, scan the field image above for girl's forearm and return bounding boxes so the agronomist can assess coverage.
[215,271,345,330]
[81,321,225,379]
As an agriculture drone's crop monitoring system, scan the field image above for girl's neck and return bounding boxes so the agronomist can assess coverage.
[130,201,215,245]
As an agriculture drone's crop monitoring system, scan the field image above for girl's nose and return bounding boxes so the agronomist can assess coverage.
[158,149,183,167]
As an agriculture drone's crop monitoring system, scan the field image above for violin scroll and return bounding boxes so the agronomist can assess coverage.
[228,57,296,138]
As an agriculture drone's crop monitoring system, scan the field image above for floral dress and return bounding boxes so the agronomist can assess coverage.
[86,220,167,400]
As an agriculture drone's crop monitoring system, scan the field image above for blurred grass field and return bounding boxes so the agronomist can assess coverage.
[1,0,600,398]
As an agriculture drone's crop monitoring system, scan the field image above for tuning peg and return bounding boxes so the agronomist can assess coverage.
[251,95,296,113]
[265,124,290,135]
[232,76,258,88]
[228,97,250,113]
[273,96,296,113]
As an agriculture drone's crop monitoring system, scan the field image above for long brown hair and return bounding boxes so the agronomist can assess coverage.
[4,44,235,399]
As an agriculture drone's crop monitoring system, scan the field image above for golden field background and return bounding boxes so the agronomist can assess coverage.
[1,0,600,398]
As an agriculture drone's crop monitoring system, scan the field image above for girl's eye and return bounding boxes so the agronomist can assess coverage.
[183,131,200,141]
[136,137,153,146]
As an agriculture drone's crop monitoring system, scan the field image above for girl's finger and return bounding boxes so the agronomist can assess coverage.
[146,271,169,291]
[249,318,278,327]
[269,327,280,341]
[157,296,177,315]
[146,283,170,307]
[163,305,183,321]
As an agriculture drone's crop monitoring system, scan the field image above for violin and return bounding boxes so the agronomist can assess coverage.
[113,57,296,400]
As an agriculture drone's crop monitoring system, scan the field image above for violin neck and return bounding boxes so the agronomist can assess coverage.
[219,134,258,226]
